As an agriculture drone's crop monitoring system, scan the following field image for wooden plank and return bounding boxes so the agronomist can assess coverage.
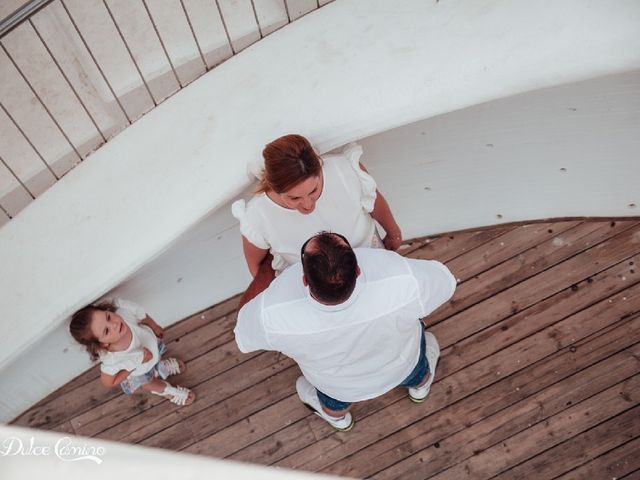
[446,221,579,282]
[11,220,640,477]
[407,225,517,264]
[136,360,298,449]
[229,417,318,464]
[554,437,640,480]
[624,471,640,480]
[429,221,637,326]
[273,284,640,472]
[438,251,640,377]
[234,264,640,468]
[242,314,640,469]
[370,343,640,480]
[71,293,239,387]
[74,335,258,437]
[11,294,240,428]
[430,222,640,347]
[428,376,640,480]
[184,392,308,457]
[15,306,240,430]
[493,406,640,480]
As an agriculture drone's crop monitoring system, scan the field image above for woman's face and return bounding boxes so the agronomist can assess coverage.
[279,174,323,214]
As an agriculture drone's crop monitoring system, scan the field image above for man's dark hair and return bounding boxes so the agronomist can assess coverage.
[301,232,358,304]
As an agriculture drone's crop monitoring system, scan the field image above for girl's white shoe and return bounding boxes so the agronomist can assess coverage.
[152,381,195,406]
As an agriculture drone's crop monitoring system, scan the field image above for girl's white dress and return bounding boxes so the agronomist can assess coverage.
[98,298,160,377]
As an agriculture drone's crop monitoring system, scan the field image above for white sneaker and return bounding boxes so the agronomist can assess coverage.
[295,376,354,432]
[408,332,440,403]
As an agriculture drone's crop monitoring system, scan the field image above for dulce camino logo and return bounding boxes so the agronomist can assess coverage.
[1,435,105,464]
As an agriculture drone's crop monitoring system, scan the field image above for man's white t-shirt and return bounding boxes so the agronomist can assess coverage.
[234,248,456,402]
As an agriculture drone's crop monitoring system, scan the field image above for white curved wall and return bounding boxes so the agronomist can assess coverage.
[1,0,640,421]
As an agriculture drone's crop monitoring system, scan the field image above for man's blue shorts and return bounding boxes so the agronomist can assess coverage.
[316,328,429,411]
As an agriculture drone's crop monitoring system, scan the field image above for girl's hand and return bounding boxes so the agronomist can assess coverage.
[142,347,153,363]
[152,324,165,339]
[383,232,402,251]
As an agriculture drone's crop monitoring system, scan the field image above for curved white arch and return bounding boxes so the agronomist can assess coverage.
[1,0,639,420]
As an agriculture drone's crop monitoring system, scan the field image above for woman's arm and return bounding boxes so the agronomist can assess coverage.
[238,253,276,310]
[242,235,271,277]
[359,162,403,250]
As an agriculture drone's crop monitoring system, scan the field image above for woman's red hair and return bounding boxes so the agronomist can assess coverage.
[258,134,322,193]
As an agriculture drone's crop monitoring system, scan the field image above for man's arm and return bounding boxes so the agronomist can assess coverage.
[238,253,275,310]
[405,257,457,317]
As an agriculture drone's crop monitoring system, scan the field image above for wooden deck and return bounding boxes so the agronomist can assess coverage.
[12,220,640,479]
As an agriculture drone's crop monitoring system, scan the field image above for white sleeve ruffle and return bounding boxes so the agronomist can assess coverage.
[343,142,377,213]
[231,199,270,250]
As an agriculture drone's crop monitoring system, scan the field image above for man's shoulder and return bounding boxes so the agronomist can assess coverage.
[354,248,413,281]
[355,247,406,266]
[260,263,306,306]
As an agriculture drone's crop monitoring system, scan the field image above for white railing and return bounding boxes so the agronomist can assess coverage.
[0,0,332,226]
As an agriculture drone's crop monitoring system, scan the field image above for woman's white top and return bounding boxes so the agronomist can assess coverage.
[232,143,378,273]
[99,298,160,377]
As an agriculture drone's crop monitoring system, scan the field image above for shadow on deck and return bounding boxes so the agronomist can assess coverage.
[12,220,640,479]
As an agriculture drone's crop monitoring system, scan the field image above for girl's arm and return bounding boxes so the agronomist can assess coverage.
[140,315,164,339]
[242,235,272,278]
[100,369,131,388]
[359,162,403,250]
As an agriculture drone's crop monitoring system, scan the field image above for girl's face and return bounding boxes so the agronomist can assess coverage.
[277,174,323,214]
[90,310,128,347]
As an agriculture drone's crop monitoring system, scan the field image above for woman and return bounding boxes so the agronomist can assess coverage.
[232,134,402,276]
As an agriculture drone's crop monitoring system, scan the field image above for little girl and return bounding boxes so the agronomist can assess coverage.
[69,298,195,406]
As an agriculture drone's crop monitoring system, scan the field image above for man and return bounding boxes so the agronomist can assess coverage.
[234,232,456,431]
